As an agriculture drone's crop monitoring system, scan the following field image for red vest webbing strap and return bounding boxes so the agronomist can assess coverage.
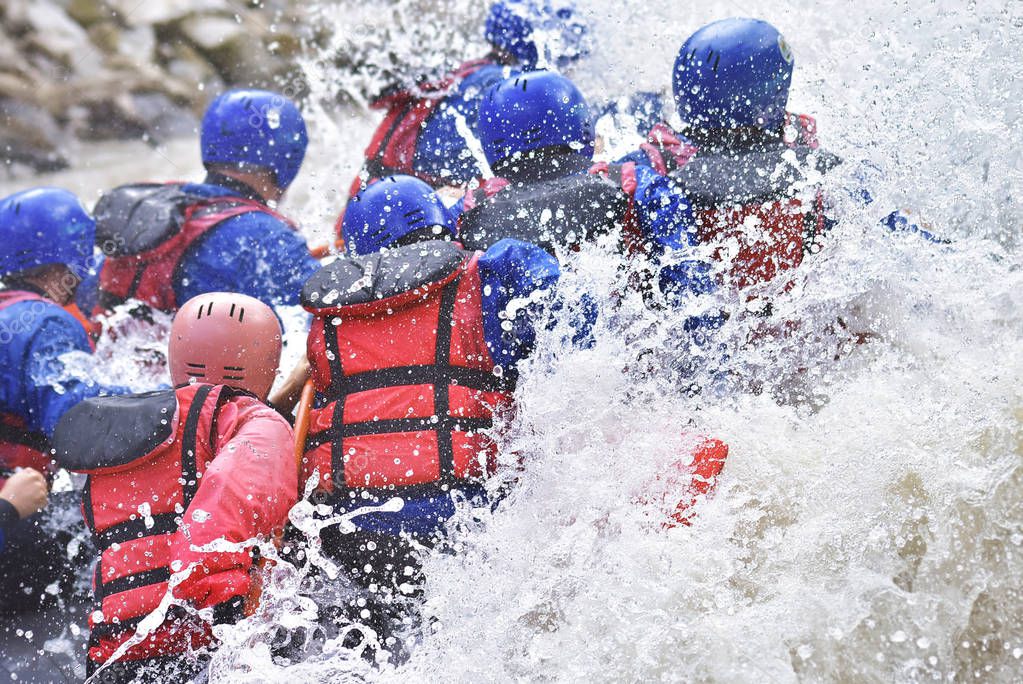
[640,123,699,176]
[462,178,512,212]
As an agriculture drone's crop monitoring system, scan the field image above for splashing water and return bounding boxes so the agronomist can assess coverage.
[1,0,1019,681]
[224,1,1018,681]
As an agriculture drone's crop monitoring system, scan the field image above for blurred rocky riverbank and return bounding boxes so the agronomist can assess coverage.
[0,0,485,178]
[0,0,325,175]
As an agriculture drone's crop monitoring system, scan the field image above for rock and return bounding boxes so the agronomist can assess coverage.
[0,0,308,176]
[70,93,146,141]
[0,73,32,102]
[0,28,31,78]
[0,97,69,172]
[117,25,156,63]
[65,0,110,27]
[13,1,90,62]
[178,14,246,52]
[130,92,199,142]
[266,31,303,60]
[7,1,106,78]
[105,0,227,27]
[86,22,156,63]
[86,21,120,54]
[68,89,198,144]
[162,41,224,99]
[178,13,281,86]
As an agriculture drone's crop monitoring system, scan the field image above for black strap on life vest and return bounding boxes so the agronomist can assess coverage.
[96,567,173,602]
[308,273,514,490]
[433,276,459,480]
[89,384,215,603]
[366,99,417,175]
[97,267,148,312]
[322,313,346,399]
[180,383,214,505]
[363,154,404,183]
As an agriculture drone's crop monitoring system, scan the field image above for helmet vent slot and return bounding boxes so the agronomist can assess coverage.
[522,126,544,144]
[405,208,427,228]
[223,366,245,381]
[226,302,247,322]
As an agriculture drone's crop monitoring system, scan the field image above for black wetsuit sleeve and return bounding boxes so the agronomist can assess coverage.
[0,499,19,532]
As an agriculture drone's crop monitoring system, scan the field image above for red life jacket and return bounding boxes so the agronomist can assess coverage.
[301,240,515,496]
[647,114,838,289]
[458,152,636,255]
[95,183,295,313]
[0,291,55,488]
[353,58,496,196]
[51,383,243,665]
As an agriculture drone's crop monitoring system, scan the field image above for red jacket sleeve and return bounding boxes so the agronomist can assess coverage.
[169,396,297,601]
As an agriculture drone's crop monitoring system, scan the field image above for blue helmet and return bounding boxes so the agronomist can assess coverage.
[200,89,309,189]
[0,187,95,279]
[478,71,594,166]
[485,0,589,69]
[672,18,794,130]
[342,176,456,256]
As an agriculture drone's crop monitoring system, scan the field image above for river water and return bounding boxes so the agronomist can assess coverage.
[3,0,1022,681]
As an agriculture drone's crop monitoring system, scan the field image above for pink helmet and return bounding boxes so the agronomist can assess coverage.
[168,293,283,400]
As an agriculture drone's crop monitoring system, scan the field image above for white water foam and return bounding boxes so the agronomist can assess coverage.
[240,1,1020,681]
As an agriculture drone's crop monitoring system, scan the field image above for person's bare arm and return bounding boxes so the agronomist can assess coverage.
[268,356,310,416]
